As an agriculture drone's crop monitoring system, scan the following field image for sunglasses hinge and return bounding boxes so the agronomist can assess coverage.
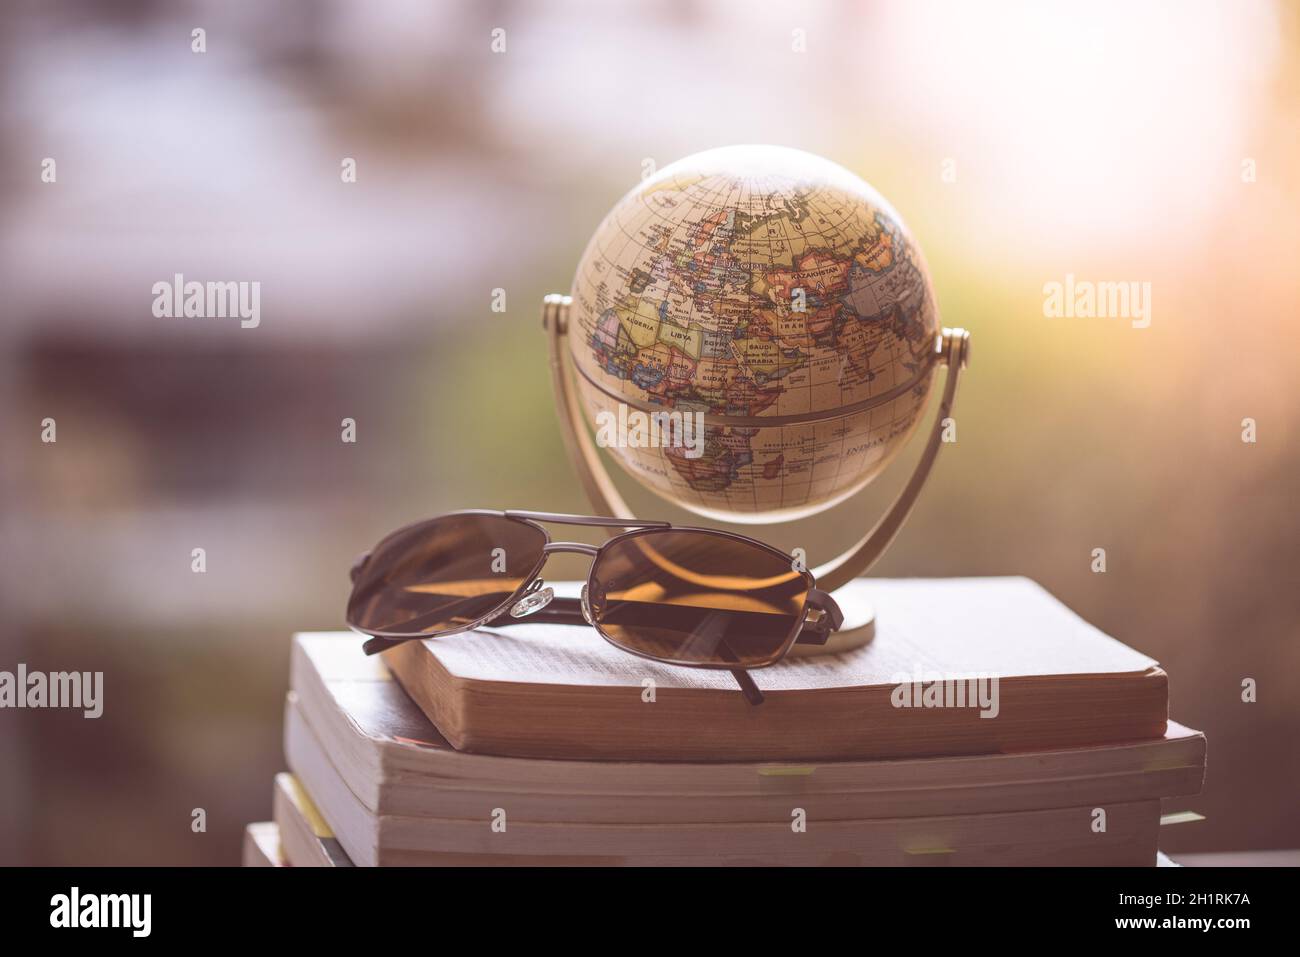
[795,606,832,645]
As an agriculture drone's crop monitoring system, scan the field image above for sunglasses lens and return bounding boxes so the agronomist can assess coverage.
[347,514,546,637]
[588,530,809,667]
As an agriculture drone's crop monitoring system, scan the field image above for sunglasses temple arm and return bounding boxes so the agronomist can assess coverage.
[730,669,764,706]
[361,635,407,656]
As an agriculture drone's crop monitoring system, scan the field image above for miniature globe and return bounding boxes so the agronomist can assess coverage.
[567,145,940,524]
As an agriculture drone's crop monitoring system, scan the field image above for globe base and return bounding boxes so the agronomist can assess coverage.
[786,591,876,657]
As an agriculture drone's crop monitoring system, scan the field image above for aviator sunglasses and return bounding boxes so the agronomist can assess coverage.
[346,510,844,705]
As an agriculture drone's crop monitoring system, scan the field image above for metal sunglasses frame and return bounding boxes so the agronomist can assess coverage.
[347,509,845,705]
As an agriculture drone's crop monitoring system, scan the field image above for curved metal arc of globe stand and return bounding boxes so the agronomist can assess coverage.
[542,293,970,657]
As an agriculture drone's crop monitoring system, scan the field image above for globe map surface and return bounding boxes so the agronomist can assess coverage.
[568,145,939,523]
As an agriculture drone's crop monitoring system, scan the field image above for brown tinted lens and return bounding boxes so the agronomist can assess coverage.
[347,514,546,636]
[589,530,808,667]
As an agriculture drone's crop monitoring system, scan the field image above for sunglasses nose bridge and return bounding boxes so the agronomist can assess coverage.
[538,541,603,623]
[541,541,600,557]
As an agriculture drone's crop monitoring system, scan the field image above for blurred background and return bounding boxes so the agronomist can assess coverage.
[1,0,1296,864]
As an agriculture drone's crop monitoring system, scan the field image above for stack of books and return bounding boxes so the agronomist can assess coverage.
[245,577,1205,866]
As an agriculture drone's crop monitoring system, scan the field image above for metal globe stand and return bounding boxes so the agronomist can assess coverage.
[542,294,970,656]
